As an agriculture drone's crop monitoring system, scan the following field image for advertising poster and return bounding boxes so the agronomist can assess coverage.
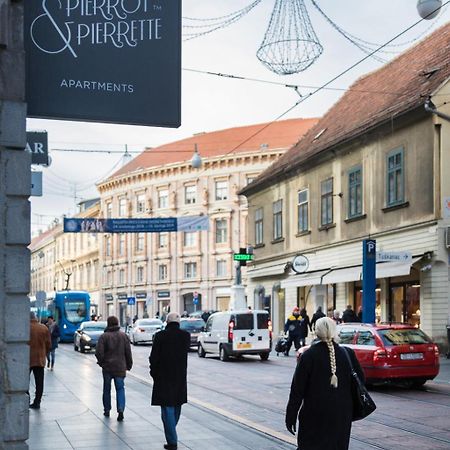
[25,0,181,127]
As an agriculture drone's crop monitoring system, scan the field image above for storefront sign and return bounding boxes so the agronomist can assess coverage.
[105,293,114,302]
[26,131,49,165]
[63,216,209,233]
[117,292,127,300]
[25,0,181,127]
[157,290,170,298]
[135,291,147,299]
[376,251,412,263]
[292,254,309,274]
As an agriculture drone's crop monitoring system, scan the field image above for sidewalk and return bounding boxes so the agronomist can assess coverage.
[27,349,295,450]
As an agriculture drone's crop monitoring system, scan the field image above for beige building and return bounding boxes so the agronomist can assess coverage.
[241,24,450,347]
[96,118,317,324]
[30,199,101,313]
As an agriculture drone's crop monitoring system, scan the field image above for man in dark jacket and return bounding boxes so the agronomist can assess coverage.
[149,311,190,450]
[284,306,302,356]
[342,305,359,323]
[46,315,60,370]
[95,316,133,421]
[310,306,326,331]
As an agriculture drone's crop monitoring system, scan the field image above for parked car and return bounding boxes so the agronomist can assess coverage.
[197,309,272,361]
[297,323,440,386]
[180,318,205,349]
[127,318,163,345]
[73,321,107,353]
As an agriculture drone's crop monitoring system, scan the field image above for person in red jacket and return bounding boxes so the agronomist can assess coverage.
[29,312,51,409]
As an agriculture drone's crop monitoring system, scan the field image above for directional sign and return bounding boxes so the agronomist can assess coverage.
[376,251,412,263]
[233,253,254,261]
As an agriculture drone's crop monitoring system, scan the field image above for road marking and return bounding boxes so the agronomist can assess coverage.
[129,371,297,446]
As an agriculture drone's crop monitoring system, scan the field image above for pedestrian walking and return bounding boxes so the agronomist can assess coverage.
[332,310,342,324]
[357,305,363,322]
[45,315,60,370]
[298,308,310,347]
[95,316,133,421]
[342,305,359,323]
[284,306,302,356]
[149,311,190,450]
[29,311,51,409]
[285,317,364,450]
[310,306,325,331]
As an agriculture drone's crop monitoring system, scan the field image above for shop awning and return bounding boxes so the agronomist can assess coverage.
[322,266,362,284]
[281,270,330,288]
[247,263,287,279]
[375,257,421,278]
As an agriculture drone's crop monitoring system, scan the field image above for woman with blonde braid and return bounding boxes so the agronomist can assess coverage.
[285,317,364,450]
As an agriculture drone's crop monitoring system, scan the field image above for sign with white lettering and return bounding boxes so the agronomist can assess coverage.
[26,131,49,165]
[25,0,181,127]
[292,254,309,274]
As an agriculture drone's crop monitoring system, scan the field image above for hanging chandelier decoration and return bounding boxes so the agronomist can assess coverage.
[183,0,446,76]
[256,0,323,75]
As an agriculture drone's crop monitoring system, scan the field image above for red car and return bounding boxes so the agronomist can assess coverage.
[297,323,440,387]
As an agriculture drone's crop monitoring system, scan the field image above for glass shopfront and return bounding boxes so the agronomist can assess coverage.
[389,282,420,326]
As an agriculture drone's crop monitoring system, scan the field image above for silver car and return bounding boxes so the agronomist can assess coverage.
[128,318,163,345]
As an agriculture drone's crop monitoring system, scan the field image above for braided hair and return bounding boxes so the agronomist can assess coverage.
[316,317,338,388]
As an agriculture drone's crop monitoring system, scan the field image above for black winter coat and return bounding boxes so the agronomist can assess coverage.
[149,322,190,406]
[286,342,364,450]
[342,309,359,323]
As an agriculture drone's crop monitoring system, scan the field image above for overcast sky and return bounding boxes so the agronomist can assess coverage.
[29,0,450,235]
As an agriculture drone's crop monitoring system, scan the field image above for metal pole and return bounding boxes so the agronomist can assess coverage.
[362,239,376,323]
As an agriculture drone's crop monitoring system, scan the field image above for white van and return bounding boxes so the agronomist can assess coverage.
[197,310,272,361]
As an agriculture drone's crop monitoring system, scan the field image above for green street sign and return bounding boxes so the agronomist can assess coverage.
[233,253,254,261]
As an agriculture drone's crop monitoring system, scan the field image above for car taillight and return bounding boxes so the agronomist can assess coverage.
[228,321,234,343]
[268,320,273,340]
[373,348,387,362]
[434,345,440,357]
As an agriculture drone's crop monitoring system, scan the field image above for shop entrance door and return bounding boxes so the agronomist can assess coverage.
[389,283,420,326]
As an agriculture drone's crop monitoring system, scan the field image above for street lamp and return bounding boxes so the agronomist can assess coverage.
[191,143,202,169]
[417,0,442,19]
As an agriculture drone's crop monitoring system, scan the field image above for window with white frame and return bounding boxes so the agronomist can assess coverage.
[297,189,309,233]
[183,231,196,247]
[158,188,169,208]
[246,175,256,185]
[216,259,227,277]
[106,202,112,218]
[184,185,197,204]
[348,166,363,217]
[136,266,144,283]
[119,197,127,216]
[215,180,228,201]
[215,218,228,244]
[386,148,404,206]
[136,233,144,252]
[158,232,168,249]
[255,208,263,245]
[184,262,197,279]
[118,233,126,256]
[273,199,283,240]
[105,236,111,256]
[158,264,168,281]
[321,178,333,226]
[136,193,146,213]
[118,268,125,285]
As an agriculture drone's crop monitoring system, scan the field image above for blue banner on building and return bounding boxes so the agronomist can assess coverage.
[64,216,209,233]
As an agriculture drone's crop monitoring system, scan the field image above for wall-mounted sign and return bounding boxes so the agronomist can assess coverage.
[292,254,309,274]
[105,293,114,301]
[26,131,48,165]
[63,216,209,233]
[376,251,412,263]
[135,291,147,299]
[117,292,127,300]
[25,1,181,127]
[157,290,170,298]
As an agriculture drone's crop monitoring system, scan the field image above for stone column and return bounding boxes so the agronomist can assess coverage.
[0,1,30,448]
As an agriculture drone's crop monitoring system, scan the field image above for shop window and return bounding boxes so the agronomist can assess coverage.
[273,199,283,240]
[255,207,264,245]
[348,166,363,218]
[321,178,333,226]
[297,189,309,232]
[386,148,404,206]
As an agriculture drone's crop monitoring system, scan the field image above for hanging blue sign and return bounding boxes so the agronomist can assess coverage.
[63,216,209,233]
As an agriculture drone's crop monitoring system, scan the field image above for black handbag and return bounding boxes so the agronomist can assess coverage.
[342,346,376,421]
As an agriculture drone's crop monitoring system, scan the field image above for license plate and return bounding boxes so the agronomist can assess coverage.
[237,342,252,349]
[400,353,423,360]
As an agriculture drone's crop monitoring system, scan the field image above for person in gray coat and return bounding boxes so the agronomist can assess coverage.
[95,316,133,421]
[149,312,190,450]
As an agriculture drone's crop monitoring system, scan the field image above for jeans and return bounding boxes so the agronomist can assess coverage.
[47,350,55,367]
[29,367,44,405]
[161,406,182,446]
[102,371,125,413]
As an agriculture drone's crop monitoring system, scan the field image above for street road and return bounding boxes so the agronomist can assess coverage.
[60,344,450,450]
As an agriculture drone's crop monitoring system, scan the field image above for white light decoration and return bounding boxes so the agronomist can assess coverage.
[417,0,442,19]
[191,144,202,169]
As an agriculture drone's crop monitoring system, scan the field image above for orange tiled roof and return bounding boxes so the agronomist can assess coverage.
[242,22,450,195]
[109,117,319,179]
